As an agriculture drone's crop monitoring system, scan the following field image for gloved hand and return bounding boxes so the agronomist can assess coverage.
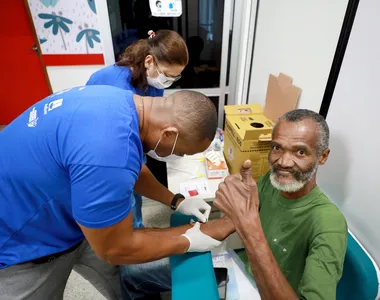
[175,197,211,223]
[182,222,222,252]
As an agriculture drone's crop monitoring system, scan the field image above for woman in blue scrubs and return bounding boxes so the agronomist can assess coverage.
[87,30,188,229]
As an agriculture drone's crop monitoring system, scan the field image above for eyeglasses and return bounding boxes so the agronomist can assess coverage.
[155,63,182,83]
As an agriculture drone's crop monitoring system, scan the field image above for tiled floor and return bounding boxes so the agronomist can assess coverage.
[64,199,172,300]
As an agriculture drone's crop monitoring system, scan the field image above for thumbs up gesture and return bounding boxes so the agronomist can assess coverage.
[214,160,260,224]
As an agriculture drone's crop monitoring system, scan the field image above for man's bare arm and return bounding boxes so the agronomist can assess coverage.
[78,213,235,265]
[236,215,298,300]
[134,164,178,206]
[143,216,235,241]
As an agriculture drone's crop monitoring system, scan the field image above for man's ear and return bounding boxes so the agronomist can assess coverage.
[144,55,154,69]
[319,148,330,166]
[161,127,179,140]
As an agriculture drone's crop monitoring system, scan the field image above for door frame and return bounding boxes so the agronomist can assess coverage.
[228,0,259,106]
[163,0,258,128]
[23,0,53,94]
[0,1,52,126]
[163,0,234,128]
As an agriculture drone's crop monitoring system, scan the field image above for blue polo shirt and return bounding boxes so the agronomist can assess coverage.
[0,85,143,268]
[87,65,164,97]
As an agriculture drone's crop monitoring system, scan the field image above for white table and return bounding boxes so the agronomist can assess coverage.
[167,154,261,299]
[231,253,261,299]
[167,153,223,201]
[167,153,246,249]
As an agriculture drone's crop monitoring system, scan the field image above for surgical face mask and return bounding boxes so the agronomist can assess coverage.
[146,132,182,162]
[146,65,181,89]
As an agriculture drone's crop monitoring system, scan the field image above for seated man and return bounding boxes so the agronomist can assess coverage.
[121,109,347,300]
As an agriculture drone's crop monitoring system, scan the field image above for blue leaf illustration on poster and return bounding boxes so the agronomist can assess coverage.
[76,25,101,53]
[38,12,73,50]
[39,0,59,8]
[39,37,48,44]
[88,0,97,14]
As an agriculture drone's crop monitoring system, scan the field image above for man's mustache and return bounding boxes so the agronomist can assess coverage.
[271,164,305,181]
[272,164,298,175]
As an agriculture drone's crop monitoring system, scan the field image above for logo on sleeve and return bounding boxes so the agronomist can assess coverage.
[27,107,38,127]
[44,98,63,115]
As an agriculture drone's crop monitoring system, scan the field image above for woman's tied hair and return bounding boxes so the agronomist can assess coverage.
[148,30,156,39]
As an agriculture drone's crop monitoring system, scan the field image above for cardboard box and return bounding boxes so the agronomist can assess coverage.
[224,73,301,179]
[204,150,229,179]
[224,104,263,116]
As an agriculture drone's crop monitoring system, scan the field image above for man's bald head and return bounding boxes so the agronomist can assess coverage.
[139,90,218,157]
[167,90,218,142]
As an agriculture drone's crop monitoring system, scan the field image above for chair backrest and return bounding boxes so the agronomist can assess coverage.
[170,213,220,300]
[337,230,380,300]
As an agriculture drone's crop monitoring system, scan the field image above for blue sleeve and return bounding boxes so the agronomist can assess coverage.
[70,164,136,228]
[86,73,98,86]
[144,86,164,97]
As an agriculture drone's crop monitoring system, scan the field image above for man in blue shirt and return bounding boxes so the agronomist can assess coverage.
[0,85,235,299]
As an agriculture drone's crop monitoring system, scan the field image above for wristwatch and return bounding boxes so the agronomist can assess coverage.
[170,193,185,211]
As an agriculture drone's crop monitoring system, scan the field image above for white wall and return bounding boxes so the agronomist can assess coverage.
[318,0,380,265]
[45,0,114,93]
[248,0,347,112]
[47,66,103,92]
[96,0,116,66]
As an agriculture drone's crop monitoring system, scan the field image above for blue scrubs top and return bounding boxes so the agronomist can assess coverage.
[87,64,164,97]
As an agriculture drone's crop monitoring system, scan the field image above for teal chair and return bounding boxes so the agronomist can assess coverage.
[337,230,380,300]
[170,213,220,300]
[170,214,380,300]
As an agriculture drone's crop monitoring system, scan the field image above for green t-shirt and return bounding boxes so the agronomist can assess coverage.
[238,172,347,299]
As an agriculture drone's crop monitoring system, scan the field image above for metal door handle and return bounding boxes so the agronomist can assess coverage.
[30,44,39,56]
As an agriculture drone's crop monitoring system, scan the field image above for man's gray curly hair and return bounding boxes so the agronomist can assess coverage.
[273,109,330,156]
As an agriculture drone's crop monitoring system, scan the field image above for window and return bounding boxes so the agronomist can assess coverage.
[107,0,225,89]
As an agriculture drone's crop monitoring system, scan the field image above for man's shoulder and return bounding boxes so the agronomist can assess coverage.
[310,190,347,235]
[75,86,138,138]
[66,85,135,113]
[60,86,140,166]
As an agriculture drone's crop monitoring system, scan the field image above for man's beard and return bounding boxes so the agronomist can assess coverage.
[269,161,318,193]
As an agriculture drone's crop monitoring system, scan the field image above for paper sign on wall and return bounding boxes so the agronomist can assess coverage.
[149,0,182,17]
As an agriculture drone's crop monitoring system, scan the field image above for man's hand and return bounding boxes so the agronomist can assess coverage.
[214,160,259,224]
[176,198,211,223]
[181,222,222,252]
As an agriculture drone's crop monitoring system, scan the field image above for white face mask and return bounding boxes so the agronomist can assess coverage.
[146,65,180,89]
[146,132,182,162]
